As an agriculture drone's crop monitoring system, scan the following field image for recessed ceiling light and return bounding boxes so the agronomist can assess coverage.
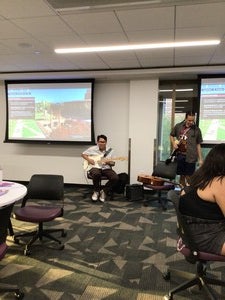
[55,40,220,54]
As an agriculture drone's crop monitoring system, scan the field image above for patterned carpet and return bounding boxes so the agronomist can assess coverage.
[1,186,225,299]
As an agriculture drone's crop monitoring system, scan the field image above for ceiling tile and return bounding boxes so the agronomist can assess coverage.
[12,16,74,36]
[126,29,174,43]
[81,33,128,45]
[117,7,174,31]
[175,27,224,40]
[0,20,29,39]
[176,2,225,27]
[0,0,224,78]
[0,0,54,18]
[61,12,123,34]
[175,55,212,66]
[139,57,174,68]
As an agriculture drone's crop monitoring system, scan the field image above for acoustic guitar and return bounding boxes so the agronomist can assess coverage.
[137,174,181,187]
[83,155,127,171]
[137,174,165,186]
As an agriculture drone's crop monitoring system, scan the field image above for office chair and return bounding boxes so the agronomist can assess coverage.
[163,190,225,300]
[87,171,108,188]
[13,174,66,256]
[87,171,114,200]
[0,203,24,299]
[138,161,178,210]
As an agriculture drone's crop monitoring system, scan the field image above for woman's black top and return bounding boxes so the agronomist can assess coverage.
[179,188,224,220]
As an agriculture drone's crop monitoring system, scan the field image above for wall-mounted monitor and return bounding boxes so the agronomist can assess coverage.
[4,79,95,144]
[198,75,225,144]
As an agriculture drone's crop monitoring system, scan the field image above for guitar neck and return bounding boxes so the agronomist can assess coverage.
[83,155,127,171]
[102,157,120,162]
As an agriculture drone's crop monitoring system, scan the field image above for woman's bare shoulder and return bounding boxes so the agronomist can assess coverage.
[213,176,225,191]
[202,177,225,201]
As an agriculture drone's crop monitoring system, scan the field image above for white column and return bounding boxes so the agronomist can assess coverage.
[128,79,159,183]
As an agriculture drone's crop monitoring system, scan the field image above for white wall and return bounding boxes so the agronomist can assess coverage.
[0,78,158,184]
[129,79,158,183]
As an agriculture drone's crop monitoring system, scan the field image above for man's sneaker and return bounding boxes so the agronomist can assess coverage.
[92,191,99,202]
[99,190,106,202]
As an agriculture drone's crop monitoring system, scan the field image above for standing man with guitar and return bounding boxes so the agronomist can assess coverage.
[170,111,203,187]
[82,134,119,202]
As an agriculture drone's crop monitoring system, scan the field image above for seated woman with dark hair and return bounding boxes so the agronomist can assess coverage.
[179,143,225,255]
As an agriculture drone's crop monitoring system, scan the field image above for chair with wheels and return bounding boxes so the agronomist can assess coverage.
[0,203,24,299]
[13,174,66,256]
[163,190,225,300]
[138,161,178,210]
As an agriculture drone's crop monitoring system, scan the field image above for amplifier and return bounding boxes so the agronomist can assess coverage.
[125,184,144,201]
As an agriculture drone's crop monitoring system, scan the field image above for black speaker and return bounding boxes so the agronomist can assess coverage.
[125,184,144,201]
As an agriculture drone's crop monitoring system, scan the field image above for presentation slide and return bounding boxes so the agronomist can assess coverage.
[199,77,225,144]
[5,80,94,144]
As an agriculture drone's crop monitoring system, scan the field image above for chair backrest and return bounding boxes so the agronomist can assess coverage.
[167,190,200,262]
[0,203,14,244]
[152,161,177,180]
[21,174,64,207]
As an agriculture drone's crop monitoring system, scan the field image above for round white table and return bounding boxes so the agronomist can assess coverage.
[0,181,27,236]
[0,181,27,207]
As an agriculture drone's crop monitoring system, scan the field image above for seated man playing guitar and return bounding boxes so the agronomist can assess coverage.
[82,134,119,202]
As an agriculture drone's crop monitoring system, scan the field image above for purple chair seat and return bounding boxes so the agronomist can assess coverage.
[177,237,225,262]
[0,243,7,260]
[144,183,174,190]
[15,206,62,223]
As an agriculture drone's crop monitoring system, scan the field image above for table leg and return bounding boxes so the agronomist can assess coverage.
[8,219,14,236]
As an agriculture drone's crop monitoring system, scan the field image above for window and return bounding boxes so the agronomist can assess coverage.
[157,79,213,163]
[158,80,198,161]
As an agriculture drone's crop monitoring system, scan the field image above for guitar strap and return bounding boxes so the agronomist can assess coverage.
[103,147,112,157]
[180,126,191,139]
[176,126,192,155]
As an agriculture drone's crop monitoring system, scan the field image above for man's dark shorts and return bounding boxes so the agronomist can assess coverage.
[176,154,195,175]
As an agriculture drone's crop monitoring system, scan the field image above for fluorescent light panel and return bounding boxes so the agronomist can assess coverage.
[160,99,189,103]
[55,40,220,54]
[159,89,193,92]
[176,100,189,102]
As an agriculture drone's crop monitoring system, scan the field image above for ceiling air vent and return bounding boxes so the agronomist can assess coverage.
[46,0,215,13]
[46,0,164,12]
